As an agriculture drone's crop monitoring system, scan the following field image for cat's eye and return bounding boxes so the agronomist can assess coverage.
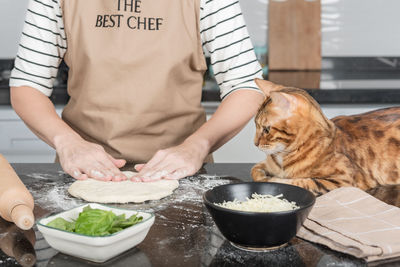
[263,126,271,134]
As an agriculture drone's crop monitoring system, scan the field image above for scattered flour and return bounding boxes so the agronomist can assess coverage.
[26,173,62,180]
[26,172,231,215]
[0,257,17,265]
[39,186,81,210]
[121,174,232,213]
[26,171,82,213]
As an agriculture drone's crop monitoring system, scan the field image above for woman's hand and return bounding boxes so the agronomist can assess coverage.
[54,134,127,181]
[132,89,264,183]
[10,86,127,182]
[132,139,210,182]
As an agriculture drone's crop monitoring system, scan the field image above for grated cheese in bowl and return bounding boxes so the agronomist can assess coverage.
[215,193,299,212]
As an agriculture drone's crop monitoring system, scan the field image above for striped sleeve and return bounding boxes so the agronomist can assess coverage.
[9,0,66,97]
[200,0,263,100]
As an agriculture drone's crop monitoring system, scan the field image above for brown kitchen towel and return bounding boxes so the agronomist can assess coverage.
[297,187,400,262]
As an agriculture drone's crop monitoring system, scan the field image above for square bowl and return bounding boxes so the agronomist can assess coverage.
[37,203,155,263]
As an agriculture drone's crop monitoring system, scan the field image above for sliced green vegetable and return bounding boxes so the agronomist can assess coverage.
[47,217,75,232]
[75,207,116,236]
[112,214,143,229]
[46,206,143,236]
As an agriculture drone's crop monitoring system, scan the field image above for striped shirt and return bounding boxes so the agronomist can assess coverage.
[10,0,263,100]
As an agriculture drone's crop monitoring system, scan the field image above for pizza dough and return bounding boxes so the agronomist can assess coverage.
[68,171,179,203]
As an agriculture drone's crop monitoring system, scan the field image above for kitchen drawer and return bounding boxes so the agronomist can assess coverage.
[0,106,63,162]
[0,120,52,151]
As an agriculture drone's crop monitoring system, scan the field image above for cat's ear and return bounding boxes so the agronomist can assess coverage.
[270,91,298,117]
[255,79,285,96]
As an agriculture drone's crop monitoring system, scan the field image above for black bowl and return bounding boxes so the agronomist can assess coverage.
[203,182,315,249]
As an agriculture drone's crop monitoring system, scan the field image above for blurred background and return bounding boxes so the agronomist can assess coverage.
[3,0,400,58]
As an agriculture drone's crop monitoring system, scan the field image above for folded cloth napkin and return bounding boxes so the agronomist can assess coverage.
[297,187,400,262]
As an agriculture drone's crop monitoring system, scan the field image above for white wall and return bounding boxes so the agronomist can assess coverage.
[321,0,400,56]
[0,0,268,57]
[1,0,400,58]
[0,0,28,58]
[240,0,268,47]
[243,0,400,56]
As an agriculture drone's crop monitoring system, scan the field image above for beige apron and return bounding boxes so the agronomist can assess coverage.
[60,0,209,164]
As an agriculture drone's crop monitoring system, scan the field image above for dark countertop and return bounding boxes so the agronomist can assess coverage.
[1,163,399,267]
[1,57,400,105]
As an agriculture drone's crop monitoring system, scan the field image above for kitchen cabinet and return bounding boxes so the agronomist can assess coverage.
[0,102,397,163]
[0,106,62,163]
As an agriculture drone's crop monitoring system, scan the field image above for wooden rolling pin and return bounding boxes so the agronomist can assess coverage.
[0,155,34,230]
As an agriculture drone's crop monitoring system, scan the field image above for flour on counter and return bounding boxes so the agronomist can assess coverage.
[40,186,81,210]
[122,174,232,212]
[26,171,67,180]
[112,174,235,261]
[26,172,82,213]
[27,172,232,214]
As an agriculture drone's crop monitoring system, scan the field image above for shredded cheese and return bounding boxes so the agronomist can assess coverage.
[215,193,299,212]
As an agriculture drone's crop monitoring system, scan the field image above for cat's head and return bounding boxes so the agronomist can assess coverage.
[254,79,334,155]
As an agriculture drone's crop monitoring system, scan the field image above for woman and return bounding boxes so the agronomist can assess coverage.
[10,0,269,182]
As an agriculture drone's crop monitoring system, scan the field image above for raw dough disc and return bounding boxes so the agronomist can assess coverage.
[68,171,179,203]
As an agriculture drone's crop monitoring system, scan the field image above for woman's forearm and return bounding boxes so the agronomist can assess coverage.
[185,89,265,154]
[10,86,82,149]
[11,86,127,181]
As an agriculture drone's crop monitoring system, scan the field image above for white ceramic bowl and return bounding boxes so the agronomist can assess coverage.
[37,203,155,263]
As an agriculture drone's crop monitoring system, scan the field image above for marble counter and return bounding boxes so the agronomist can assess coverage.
[0,163,399,267]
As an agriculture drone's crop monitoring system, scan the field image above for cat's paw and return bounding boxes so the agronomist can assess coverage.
[251,167,272,182]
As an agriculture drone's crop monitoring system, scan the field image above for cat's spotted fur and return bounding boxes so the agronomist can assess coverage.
[252,80,400,195]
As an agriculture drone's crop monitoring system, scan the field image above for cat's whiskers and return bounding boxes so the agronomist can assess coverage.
[258,143,286,156]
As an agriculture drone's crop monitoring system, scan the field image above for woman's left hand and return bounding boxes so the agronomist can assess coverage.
[132,139,210,182]
[132,88,265,182]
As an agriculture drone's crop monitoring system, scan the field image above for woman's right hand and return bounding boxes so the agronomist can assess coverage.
[54,134,127,181]
[10,86,126,181]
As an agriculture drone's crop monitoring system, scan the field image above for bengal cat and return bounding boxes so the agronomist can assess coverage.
[252,79,400,195]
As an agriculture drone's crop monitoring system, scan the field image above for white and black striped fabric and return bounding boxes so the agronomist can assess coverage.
[200,0,263,99]
[10,0,263,99]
